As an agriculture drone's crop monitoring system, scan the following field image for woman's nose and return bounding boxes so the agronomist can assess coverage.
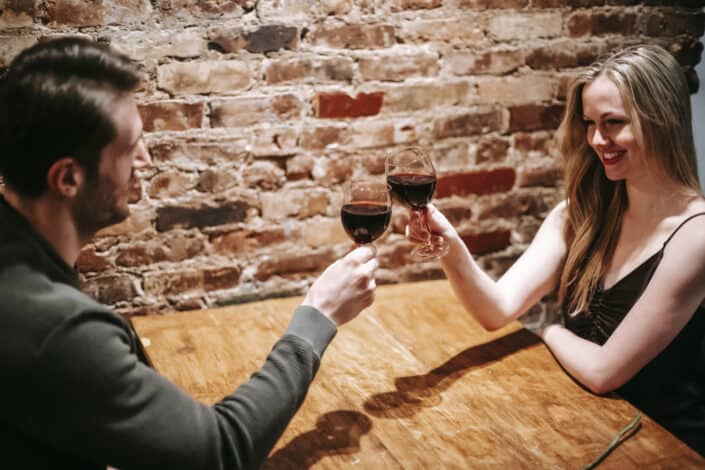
[591,126,608,147]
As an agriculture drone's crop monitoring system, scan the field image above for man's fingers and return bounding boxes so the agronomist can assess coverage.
[347,244,377,264]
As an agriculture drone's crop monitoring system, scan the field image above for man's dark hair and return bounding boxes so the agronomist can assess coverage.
[0,36,141,197]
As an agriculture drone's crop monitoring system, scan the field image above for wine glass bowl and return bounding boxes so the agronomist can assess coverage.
[385,147,448,261]
[340,179,392,245]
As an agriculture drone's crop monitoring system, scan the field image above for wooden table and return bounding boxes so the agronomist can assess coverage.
[131,280,705,469]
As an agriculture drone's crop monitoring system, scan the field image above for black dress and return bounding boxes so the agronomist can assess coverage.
[564,212,705,457]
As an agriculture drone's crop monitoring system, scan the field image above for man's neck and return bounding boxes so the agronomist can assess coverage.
[2,189,86,267]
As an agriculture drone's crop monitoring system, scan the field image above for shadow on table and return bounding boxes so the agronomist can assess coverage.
[364,328,540,418]
[262,410,372,469]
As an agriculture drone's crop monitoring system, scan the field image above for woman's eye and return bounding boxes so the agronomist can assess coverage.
[606,119,623,126]
[583,120,595,127]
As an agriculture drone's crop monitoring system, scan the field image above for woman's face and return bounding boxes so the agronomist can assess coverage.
[581,75,646,182]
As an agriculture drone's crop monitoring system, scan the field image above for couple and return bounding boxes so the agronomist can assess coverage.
[0,37,703,468]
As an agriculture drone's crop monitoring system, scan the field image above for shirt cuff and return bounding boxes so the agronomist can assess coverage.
[285,305,337,358]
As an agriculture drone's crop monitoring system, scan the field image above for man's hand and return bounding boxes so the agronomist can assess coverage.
[302,245,379,327]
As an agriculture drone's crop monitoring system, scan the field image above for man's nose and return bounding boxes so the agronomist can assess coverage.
[133,139,152,169]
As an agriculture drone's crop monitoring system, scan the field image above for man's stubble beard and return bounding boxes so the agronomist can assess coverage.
[71,175,130,237]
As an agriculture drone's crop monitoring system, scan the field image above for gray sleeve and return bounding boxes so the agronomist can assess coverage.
[27,305,336,470]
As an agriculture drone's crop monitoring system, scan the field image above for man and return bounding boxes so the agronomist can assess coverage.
[0,37,379,469]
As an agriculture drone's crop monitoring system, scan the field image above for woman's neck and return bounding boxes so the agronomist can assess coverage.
[624,176,697,221]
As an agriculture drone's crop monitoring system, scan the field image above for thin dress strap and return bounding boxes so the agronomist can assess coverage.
[663,212,705,247]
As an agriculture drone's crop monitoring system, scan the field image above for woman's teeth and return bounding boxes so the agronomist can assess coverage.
[604,151,624,161]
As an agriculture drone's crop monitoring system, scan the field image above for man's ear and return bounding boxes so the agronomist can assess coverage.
[46,158,85,198]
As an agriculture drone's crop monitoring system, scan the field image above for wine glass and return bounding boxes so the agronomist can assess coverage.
[340,178,392,246]
[385,147,448,261]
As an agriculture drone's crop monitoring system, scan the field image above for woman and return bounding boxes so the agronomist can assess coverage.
[420,44,705,455]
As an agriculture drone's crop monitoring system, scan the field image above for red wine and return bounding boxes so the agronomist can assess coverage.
[340,202,391,244]
[386,173,436,209]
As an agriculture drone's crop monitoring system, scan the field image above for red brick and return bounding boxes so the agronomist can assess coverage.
[311,24,396,49]
[143,270,203,296]
[447,49,524,76]
[265,57,354,84]
[642,11,705,37]
[526,41,604,70]
[0,35,37,68]
[458,0,528,7]
[203,267,241,291]
[81,274,137,304]
[532,0,567,5]
[148,171,195,199]
[139,101,204,132]
[433,110,503,139]
[242,161,285,190]
[210,95,303,128]
[148,142,248,167]
[261,189,329,220]
[249,126,299,157]
[103,0,151,24]
[517,164,563,187]
[195,169,238,193]
[478,193,550,219]
[401,18,485,44]
[115,235,205,267]
[110,29,204,61]
[513,131,553,155]
[46,0,102,26]
[157,60,252,95]
[76,246,112,273]
[508,104,565,132]
[358,52,440,81]
[391,0,442,11]
[475,136,510,164]
[0,0,36,27]
[246,25,297,53]
[255,250,336,281]
[350,120,417,148]
[488,13,562,40]
[460,230,511,255]
[316,92,384,119]
[438,205,473,226]
[210,227,286,254]
[170,297,205,311]
[271,94,303,119]
[156,202,249,232]
[567,11,637,37]
[286,155,315,180]
[383,82,471,113]
[436,169,516,198]
[300,125,350,150]
[312,156,353,186]
[160,0,246,16]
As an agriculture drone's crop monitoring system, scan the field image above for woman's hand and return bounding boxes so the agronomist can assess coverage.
[406,204,460,247]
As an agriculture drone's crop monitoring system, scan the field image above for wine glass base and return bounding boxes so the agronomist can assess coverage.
[410,241,449,262]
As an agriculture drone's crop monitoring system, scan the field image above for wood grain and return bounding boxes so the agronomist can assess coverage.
[131,280,705,469]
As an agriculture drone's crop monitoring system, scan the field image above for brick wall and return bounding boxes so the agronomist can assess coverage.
[1,0,704,315]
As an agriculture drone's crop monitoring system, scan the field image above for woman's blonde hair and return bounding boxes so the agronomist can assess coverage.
[556,44,701,315]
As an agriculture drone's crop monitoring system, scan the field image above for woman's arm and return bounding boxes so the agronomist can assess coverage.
[540,216,705,394]
[424,200,569,330]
